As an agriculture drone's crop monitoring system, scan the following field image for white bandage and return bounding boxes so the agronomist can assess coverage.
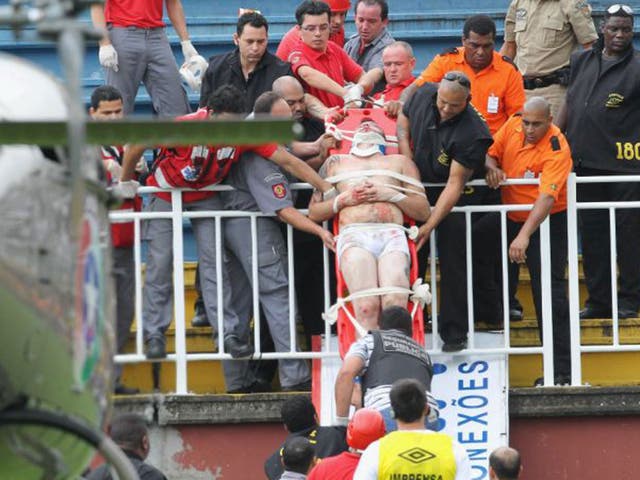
[180,40,199,62]
[98,44,119,72]
[323,186,338,201]
[389,192,407,203]
[335,416,349,427]
[333,194,342,214]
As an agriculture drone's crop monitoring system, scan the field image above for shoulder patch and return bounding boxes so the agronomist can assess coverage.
[550,136,561,152]
[502,55,519,71]
[439,46,459,56]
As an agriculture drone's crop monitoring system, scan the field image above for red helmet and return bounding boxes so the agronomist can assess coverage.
[326,0,351,12]
[346,408,386,451]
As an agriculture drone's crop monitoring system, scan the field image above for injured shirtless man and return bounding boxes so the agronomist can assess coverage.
[309,120,430,331]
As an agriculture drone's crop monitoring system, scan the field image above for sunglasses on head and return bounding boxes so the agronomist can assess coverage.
[607,4,634,15]
[443,72,471,88]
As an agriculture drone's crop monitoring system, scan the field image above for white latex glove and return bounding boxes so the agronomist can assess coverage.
[342,84,364,107]
[112,180,139,199]
[181,40,198,62]
[134,157,149,175]
[98,44,119,72]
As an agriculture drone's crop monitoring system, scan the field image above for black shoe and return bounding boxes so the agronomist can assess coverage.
[579,307,611,320]
[227,380,273,394]
[618,308,638,319]
[509,308,524,321]
[145,338,166,359]
[114,383,140,395]
[281,380,312,392]
[534,374,571,387]
[224,337,254,358]
[191,311,210,327]
[442,339,467,353]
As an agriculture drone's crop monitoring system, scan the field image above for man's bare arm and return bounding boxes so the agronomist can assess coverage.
[397,112,413,160]
[120,144,149,181]
[509,193,555,264]
[165,0,190,41]
[357,68,384,95]
[268,146,332,193]
[400,157,430,222]
[90,4,110,46]
[277,206,335,252]
[297,65,347,98]
[500,41,517,59]
[334,355,365,418]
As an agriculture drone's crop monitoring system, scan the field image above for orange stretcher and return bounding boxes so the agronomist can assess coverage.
[324,108,426,358]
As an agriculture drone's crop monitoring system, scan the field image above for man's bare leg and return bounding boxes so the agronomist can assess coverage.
[340,246,380,331]
[378,251,411,310]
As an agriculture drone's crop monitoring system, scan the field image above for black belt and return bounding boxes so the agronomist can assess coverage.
[523,67,570,90]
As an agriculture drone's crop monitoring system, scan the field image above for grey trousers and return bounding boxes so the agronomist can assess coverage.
[106,26,190,116]
[141,195,239,344]
[221,217,310,390]
[113,246,134,380]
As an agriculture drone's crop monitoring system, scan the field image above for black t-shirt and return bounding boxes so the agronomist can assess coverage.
[199,49,293,112]
[403,83,493,204]
[264,425,348,480]
[566,45,640,173]
[86,451,167,480]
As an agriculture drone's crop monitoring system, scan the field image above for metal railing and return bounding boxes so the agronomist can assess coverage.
[110,173,640,393]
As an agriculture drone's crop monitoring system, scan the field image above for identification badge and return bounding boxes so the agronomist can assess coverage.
[524,169,535,179]
[487,94,499,114]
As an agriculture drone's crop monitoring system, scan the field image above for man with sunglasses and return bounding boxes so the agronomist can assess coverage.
[558,4,640,321]
[501,0,598,118]
[397,72,499,352]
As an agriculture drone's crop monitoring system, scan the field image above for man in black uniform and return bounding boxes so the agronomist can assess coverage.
[559,5,640,319]
[264,396,348,480]
[334,306,438,432]
[397,71,501,351]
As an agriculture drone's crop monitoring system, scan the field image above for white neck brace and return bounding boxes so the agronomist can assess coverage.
[350,131,387,157]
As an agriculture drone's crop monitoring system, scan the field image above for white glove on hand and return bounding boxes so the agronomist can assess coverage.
[343,84,364,107]
[134,157,149,175]
[334,416,349,427]
[112,180,139,199]
[181,40,198,62]
[98,44,119,72]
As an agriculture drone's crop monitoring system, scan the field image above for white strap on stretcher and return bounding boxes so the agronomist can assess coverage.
[322,278,432,337]
[325,169,425,190]
[338,222,420,241]
[324,122,399,147]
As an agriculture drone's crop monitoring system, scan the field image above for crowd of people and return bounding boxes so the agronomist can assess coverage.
[93,0,640,398]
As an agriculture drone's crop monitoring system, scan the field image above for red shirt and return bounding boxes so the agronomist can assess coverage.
[307,452,361,480]
[147,109,278,203]
[289,41,363,108]
[105,0,165,28]
[373,76,415,103]
[276,26,345,62]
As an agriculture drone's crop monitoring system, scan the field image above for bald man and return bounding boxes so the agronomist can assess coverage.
[398,71,502,352]
[486,96,572,386]
[489,446,522,480]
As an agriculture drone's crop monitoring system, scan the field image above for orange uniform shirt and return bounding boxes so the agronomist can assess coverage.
[487,115,572,223]
[415,47,525,135]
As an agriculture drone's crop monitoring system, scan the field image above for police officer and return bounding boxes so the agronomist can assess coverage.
[559,5,640,320]
[220,93,335,393]
[334,306,439,431]
[353,378,471,480]
[397,72,501,351]
[501,0,598,118]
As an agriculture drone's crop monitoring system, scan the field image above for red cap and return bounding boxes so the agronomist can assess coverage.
[346,408,386,451]
[326,0,351,12]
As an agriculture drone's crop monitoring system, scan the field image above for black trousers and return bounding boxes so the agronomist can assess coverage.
[419,208,503,343]
[508,211,570,376]
[576,167,640,313]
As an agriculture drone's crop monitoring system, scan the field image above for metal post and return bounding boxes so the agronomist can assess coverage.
[171,190,187,394]
[539,218,554,386]
[566,173,582,385]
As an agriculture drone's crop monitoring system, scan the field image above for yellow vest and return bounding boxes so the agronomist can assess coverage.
[378,431,457,480]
